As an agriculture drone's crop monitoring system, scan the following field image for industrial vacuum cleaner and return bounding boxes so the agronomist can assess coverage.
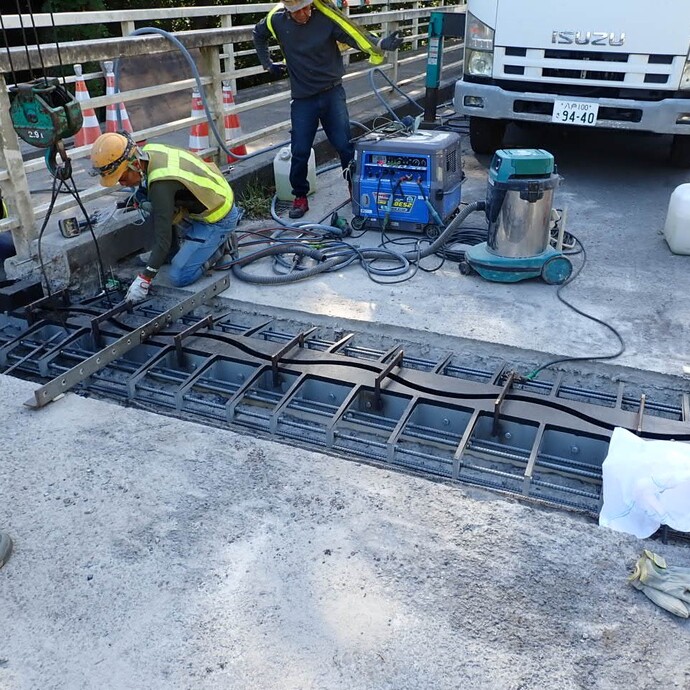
[461,149,573,285]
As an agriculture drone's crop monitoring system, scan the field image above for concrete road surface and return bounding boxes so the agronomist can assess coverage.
[1,373,689,690]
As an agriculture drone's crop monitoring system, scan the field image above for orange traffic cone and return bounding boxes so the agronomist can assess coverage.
[73,64,101,148]
[189,89,210,157]
[104,60,133,134]
[223,81,247,163]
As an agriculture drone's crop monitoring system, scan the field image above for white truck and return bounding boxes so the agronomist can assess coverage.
[453,0,690,166]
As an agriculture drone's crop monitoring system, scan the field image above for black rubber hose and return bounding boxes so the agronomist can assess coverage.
[401,200,485,261]
[231,201,486,284]
[231,245,349,284]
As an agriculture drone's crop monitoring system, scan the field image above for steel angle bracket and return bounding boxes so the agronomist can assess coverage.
[24,275,230,409]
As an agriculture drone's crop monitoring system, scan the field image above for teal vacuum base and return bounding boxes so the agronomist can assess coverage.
[461,243,572,284]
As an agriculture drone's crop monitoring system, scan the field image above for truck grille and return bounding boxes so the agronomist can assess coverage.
[496,47,683,89]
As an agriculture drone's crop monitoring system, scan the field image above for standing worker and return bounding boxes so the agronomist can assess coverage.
[253,0,404,219]
[90,132,238,303]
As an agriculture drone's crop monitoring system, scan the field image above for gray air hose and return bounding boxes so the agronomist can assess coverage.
[231,200,485,285]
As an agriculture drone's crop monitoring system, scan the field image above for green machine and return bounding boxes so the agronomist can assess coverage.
[9,77,83,179]
[461,149,572,284]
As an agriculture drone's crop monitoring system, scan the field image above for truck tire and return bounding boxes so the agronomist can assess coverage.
[669,135,690,168]
[469,117,506,155]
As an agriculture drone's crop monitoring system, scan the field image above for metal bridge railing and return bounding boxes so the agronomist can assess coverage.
[0,1,465,265]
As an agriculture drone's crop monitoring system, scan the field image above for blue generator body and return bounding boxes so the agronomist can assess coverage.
[352,131,463,234]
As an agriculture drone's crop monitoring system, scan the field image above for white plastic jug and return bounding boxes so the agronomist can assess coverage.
[663,183,690,255]
[273,146,317,201]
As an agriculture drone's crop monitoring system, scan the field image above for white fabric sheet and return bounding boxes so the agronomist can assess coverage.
[599,427,690,538]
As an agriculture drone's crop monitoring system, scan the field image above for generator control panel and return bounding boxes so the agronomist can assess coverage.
[365,154,429,171]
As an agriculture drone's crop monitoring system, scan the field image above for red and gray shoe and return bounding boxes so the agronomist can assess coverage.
[288,196,309,219]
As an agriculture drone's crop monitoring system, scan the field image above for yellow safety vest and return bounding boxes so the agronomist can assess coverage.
[143,144,234,224]
[266,0,385,66]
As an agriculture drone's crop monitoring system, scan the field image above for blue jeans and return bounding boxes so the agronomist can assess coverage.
[0,232,16,262]
[168,204,239,287]
[290,84,353,197]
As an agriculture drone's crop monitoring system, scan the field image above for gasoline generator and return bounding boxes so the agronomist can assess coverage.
[351,130,463,236]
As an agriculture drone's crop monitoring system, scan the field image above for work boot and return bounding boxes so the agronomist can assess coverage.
[202,246,225,274]
[288,196,309,219]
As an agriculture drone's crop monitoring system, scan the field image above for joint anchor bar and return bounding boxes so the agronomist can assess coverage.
[493,370,517,437]
[271,327,317,388]
[90,300,132,348]
[374,349,404,408]
[25,288,70,326]
[174,315,214,366]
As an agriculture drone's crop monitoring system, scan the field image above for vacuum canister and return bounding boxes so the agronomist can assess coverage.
[485,149,560,258]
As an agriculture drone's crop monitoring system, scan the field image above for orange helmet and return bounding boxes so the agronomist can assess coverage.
[90,132,137,187]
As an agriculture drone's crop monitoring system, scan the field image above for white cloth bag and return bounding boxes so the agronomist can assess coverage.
[599,427,690,538]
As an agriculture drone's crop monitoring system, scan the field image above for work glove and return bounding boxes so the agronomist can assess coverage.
[268,62,287,79]
[629,550,690,618]
[125,274,152,304]
[378,30,404,52]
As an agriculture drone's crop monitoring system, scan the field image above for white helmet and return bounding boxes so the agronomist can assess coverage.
[282,0,313,12]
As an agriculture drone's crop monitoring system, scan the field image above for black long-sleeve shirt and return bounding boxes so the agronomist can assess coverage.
[253,8,360,99]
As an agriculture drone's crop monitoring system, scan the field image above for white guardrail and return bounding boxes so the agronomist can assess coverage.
[0,1,465,258]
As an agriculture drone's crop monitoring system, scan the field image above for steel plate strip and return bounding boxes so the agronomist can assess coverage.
[25,275,230,408]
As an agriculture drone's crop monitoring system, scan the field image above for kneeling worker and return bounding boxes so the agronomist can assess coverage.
[90,132,238,303]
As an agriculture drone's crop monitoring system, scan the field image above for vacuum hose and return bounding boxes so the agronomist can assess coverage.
[231,200,486,284]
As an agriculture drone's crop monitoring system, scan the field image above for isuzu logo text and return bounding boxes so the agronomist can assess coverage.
[551,31,626,46]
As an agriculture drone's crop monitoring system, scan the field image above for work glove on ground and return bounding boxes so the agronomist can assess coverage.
[125,274,152,304]
[268,62,287,79]
[629,550,690,618]
[378,30,404,51]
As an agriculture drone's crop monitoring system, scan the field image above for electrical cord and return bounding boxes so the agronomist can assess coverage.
[434,225,488,262]
[525,232,625,379]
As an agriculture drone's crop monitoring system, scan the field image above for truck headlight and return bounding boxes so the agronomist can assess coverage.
[466,49,494,77]
[465,13,495,77]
